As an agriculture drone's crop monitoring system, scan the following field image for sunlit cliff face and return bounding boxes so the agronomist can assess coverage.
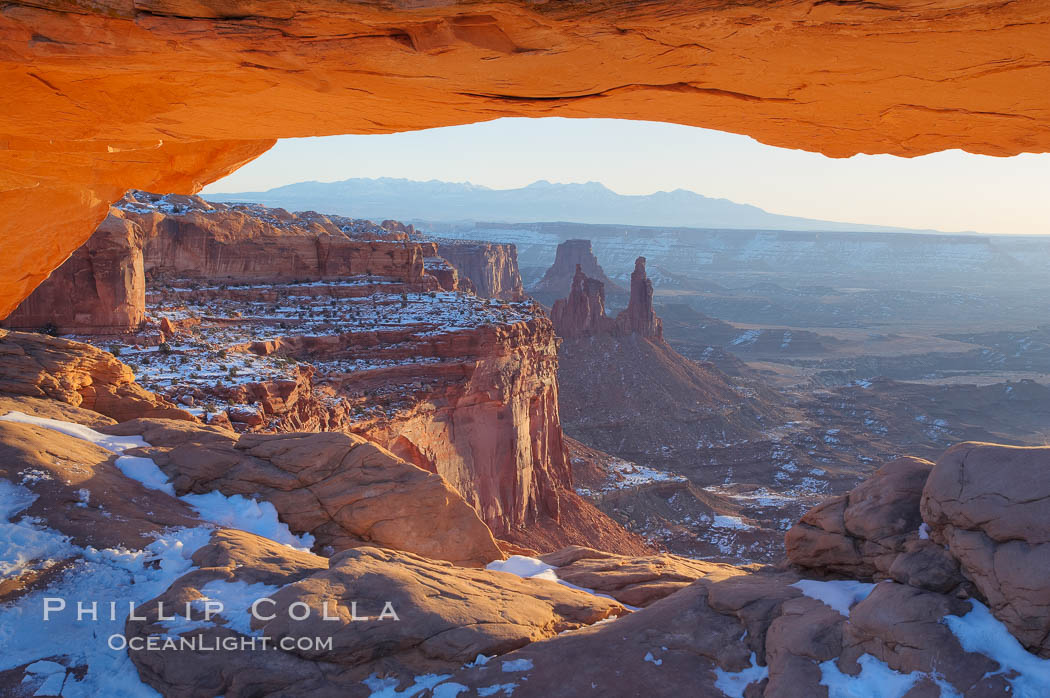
[3,0,1050,317]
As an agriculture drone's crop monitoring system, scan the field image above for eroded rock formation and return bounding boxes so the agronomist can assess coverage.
[0,329,192,422]
[549,264,612,339]
[3,1,1050,315]
[532,239,623,307]
[435,239,525,300]
[549,255,661,341]
[551,255,777,478]
[616,256,662,339]
[1,213,145,334]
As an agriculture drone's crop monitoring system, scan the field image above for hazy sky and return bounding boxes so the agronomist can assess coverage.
[204,118,1050,235]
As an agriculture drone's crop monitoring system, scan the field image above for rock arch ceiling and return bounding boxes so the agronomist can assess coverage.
[2,0,1049,317]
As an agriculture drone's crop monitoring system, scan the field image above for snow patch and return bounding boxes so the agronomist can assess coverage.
[944,599,1050,695]
[501,658,533,672]
[0,411,148,452]
[791,579,877,616]
[182,491,315,552]
[0,526,213,697]
[818,654,937,698]
[714,652,768,698]
[114,456,176,496]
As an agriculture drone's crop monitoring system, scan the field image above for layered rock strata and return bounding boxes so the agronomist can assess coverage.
[3,196,646,554]
[532,239,623,307]
[435,239,525,300]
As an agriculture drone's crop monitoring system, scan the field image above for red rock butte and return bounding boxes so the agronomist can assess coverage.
[3,0,1050,318]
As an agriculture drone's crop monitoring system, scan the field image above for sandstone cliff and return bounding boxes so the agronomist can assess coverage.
[122,191,431,286]
[435,239,525,300]
[532,239,624,308]
[1,212,145,334]
[4,195,647,555]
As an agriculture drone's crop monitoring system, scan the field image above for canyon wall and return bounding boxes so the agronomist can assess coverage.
[122,192,429,285]
[1,212,145,334]
[217,316,570,536]
[435,240,524,300]
[3,0,1050,316]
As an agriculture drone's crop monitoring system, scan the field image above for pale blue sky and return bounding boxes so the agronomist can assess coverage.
[204,118,1050,235]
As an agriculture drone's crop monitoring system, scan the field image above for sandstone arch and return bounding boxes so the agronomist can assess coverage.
[2,0,1049,317]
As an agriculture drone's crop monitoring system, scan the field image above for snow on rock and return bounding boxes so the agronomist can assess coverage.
[3,412,314,552]
[486,555,635,609]
[714,652,768,698]
[791,579,877,616]
[944,599,1050,696]
[114,455,176,496]
[712,515,753,531]
[181,492,315,552]
[486,555,557,579]
[817,654,948,698]
[501,659,534,673]
[0,480,76,579]
[363,673,453,698]
[0,411,148,452]
[0,526,213,697]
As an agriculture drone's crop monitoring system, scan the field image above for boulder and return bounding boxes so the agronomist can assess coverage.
[922,442,1050,656]
[786,456,964,593]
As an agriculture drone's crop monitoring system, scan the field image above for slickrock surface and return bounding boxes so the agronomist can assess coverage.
[0,329,192,422]
[540,545,746,608]
[786,456,964,594]
[104,418,503,567]
[126,537,627,698]
[4,383,1050,696]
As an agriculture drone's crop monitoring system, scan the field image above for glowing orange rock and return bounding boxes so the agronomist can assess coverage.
[2,0,1049,316]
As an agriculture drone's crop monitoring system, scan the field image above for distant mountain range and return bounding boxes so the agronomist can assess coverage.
[205,178,947,234]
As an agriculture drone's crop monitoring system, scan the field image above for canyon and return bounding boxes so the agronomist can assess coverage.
[3,2,1050,693]
[3,196,1050,695]
[2,193,645,557]
[4,358,1050,696]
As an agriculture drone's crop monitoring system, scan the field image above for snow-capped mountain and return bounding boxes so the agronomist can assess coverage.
[206,177,939,233]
